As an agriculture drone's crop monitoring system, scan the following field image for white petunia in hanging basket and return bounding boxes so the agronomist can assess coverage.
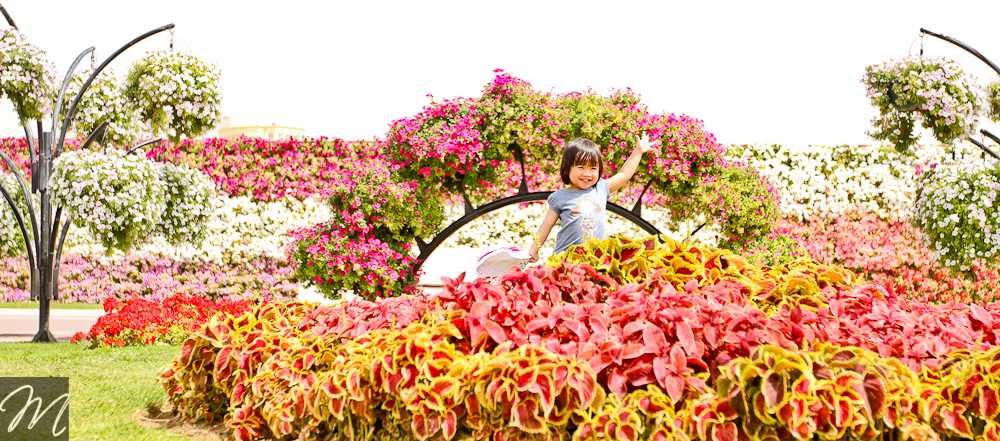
[0,29,56,123]
[124,51,222,143]
[50,148,165,254]
[156,162,216,246]
[862,56,985,154]
[62,67,149,147]
[911,158,1000,274]
[0,172,37,257]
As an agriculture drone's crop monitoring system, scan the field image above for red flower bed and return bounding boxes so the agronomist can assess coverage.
[72,293,253,348]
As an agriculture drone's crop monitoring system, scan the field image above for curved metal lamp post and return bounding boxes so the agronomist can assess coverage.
[0,4,172,342]
[410,144,663,271]
[917,28,1000,160]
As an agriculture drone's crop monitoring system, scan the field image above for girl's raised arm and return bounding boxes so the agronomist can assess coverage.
[607,134,658,193]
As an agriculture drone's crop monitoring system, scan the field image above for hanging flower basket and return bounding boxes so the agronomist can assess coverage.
[156,162,216,246]
[911,159,1000,275]
[0,172,37,257]
[862,56,985,154]
[124,51,222,143]
[50,149,165,253]
[63,68,148,147]
[0,29,56,123]
[987,81,1000,123]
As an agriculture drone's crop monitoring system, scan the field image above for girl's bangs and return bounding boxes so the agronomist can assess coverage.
[574,150,601,167]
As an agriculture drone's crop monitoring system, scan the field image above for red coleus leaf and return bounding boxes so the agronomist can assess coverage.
[213,346,234,382]
[762,373,784,411]
[512,398,545,434]
[970,303,993,326]
[179,338,196,365]
[676,320,696,356]
[711,422,738,441]
[642,326,669,354]
[562,319,590,341]
[483,320,507,345]
[981,386,1000,420]
[940,406,973,437]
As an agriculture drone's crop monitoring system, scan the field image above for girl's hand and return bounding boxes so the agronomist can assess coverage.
[636,134,659,154]
[528,247,539,262]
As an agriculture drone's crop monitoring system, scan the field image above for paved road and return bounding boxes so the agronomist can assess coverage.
[1,247,490,343]
[0,309,105,343]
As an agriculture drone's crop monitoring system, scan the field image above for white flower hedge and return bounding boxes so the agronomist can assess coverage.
[727,142,996,221]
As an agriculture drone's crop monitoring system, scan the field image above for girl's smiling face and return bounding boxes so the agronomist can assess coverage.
[568,160,600,190]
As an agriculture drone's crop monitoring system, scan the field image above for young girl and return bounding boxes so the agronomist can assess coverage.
[528,135,658,262]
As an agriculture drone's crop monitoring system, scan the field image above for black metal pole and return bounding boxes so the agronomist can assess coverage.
[920,28,1000,77]
[0,3,17,30]
[968,135,1000,161]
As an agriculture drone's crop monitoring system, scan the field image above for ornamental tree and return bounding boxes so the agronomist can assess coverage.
[0,7,221,341]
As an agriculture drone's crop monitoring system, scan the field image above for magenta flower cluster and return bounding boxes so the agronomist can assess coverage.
[286,220,420,301]
[145,136,379,202]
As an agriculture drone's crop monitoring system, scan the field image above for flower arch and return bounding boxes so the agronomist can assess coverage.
[290,71,782,300]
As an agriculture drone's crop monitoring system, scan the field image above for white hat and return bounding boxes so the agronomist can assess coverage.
[476,246,532,284]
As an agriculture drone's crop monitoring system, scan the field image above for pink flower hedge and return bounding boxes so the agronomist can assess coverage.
[0,252,297,303]
[779,209,1000,304]
[145,136,380,202]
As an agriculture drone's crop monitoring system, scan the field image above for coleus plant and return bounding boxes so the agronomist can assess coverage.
[161,235,1000,440]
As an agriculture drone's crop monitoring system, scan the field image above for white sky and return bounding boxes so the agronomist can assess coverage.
[2,0,1000,147]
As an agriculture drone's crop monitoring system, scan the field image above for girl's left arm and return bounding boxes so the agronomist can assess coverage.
[607,134,659,193]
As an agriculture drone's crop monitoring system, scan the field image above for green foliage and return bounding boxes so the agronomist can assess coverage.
[728,228,807,268]
[327,159,444,242]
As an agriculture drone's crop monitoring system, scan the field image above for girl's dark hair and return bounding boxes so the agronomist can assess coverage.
[560,138,604,185]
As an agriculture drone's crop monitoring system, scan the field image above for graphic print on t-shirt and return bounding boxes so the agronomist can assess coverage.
[571,197,602,240]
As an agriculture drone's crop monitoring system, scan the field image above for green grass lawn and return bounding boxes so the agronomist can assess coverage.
[0,343,195,440]
[1,301,105,309]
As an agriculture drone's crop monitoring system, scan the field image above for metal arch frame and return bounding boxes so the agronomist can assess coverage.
[410,142,664,271]
[412,192,663,271]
